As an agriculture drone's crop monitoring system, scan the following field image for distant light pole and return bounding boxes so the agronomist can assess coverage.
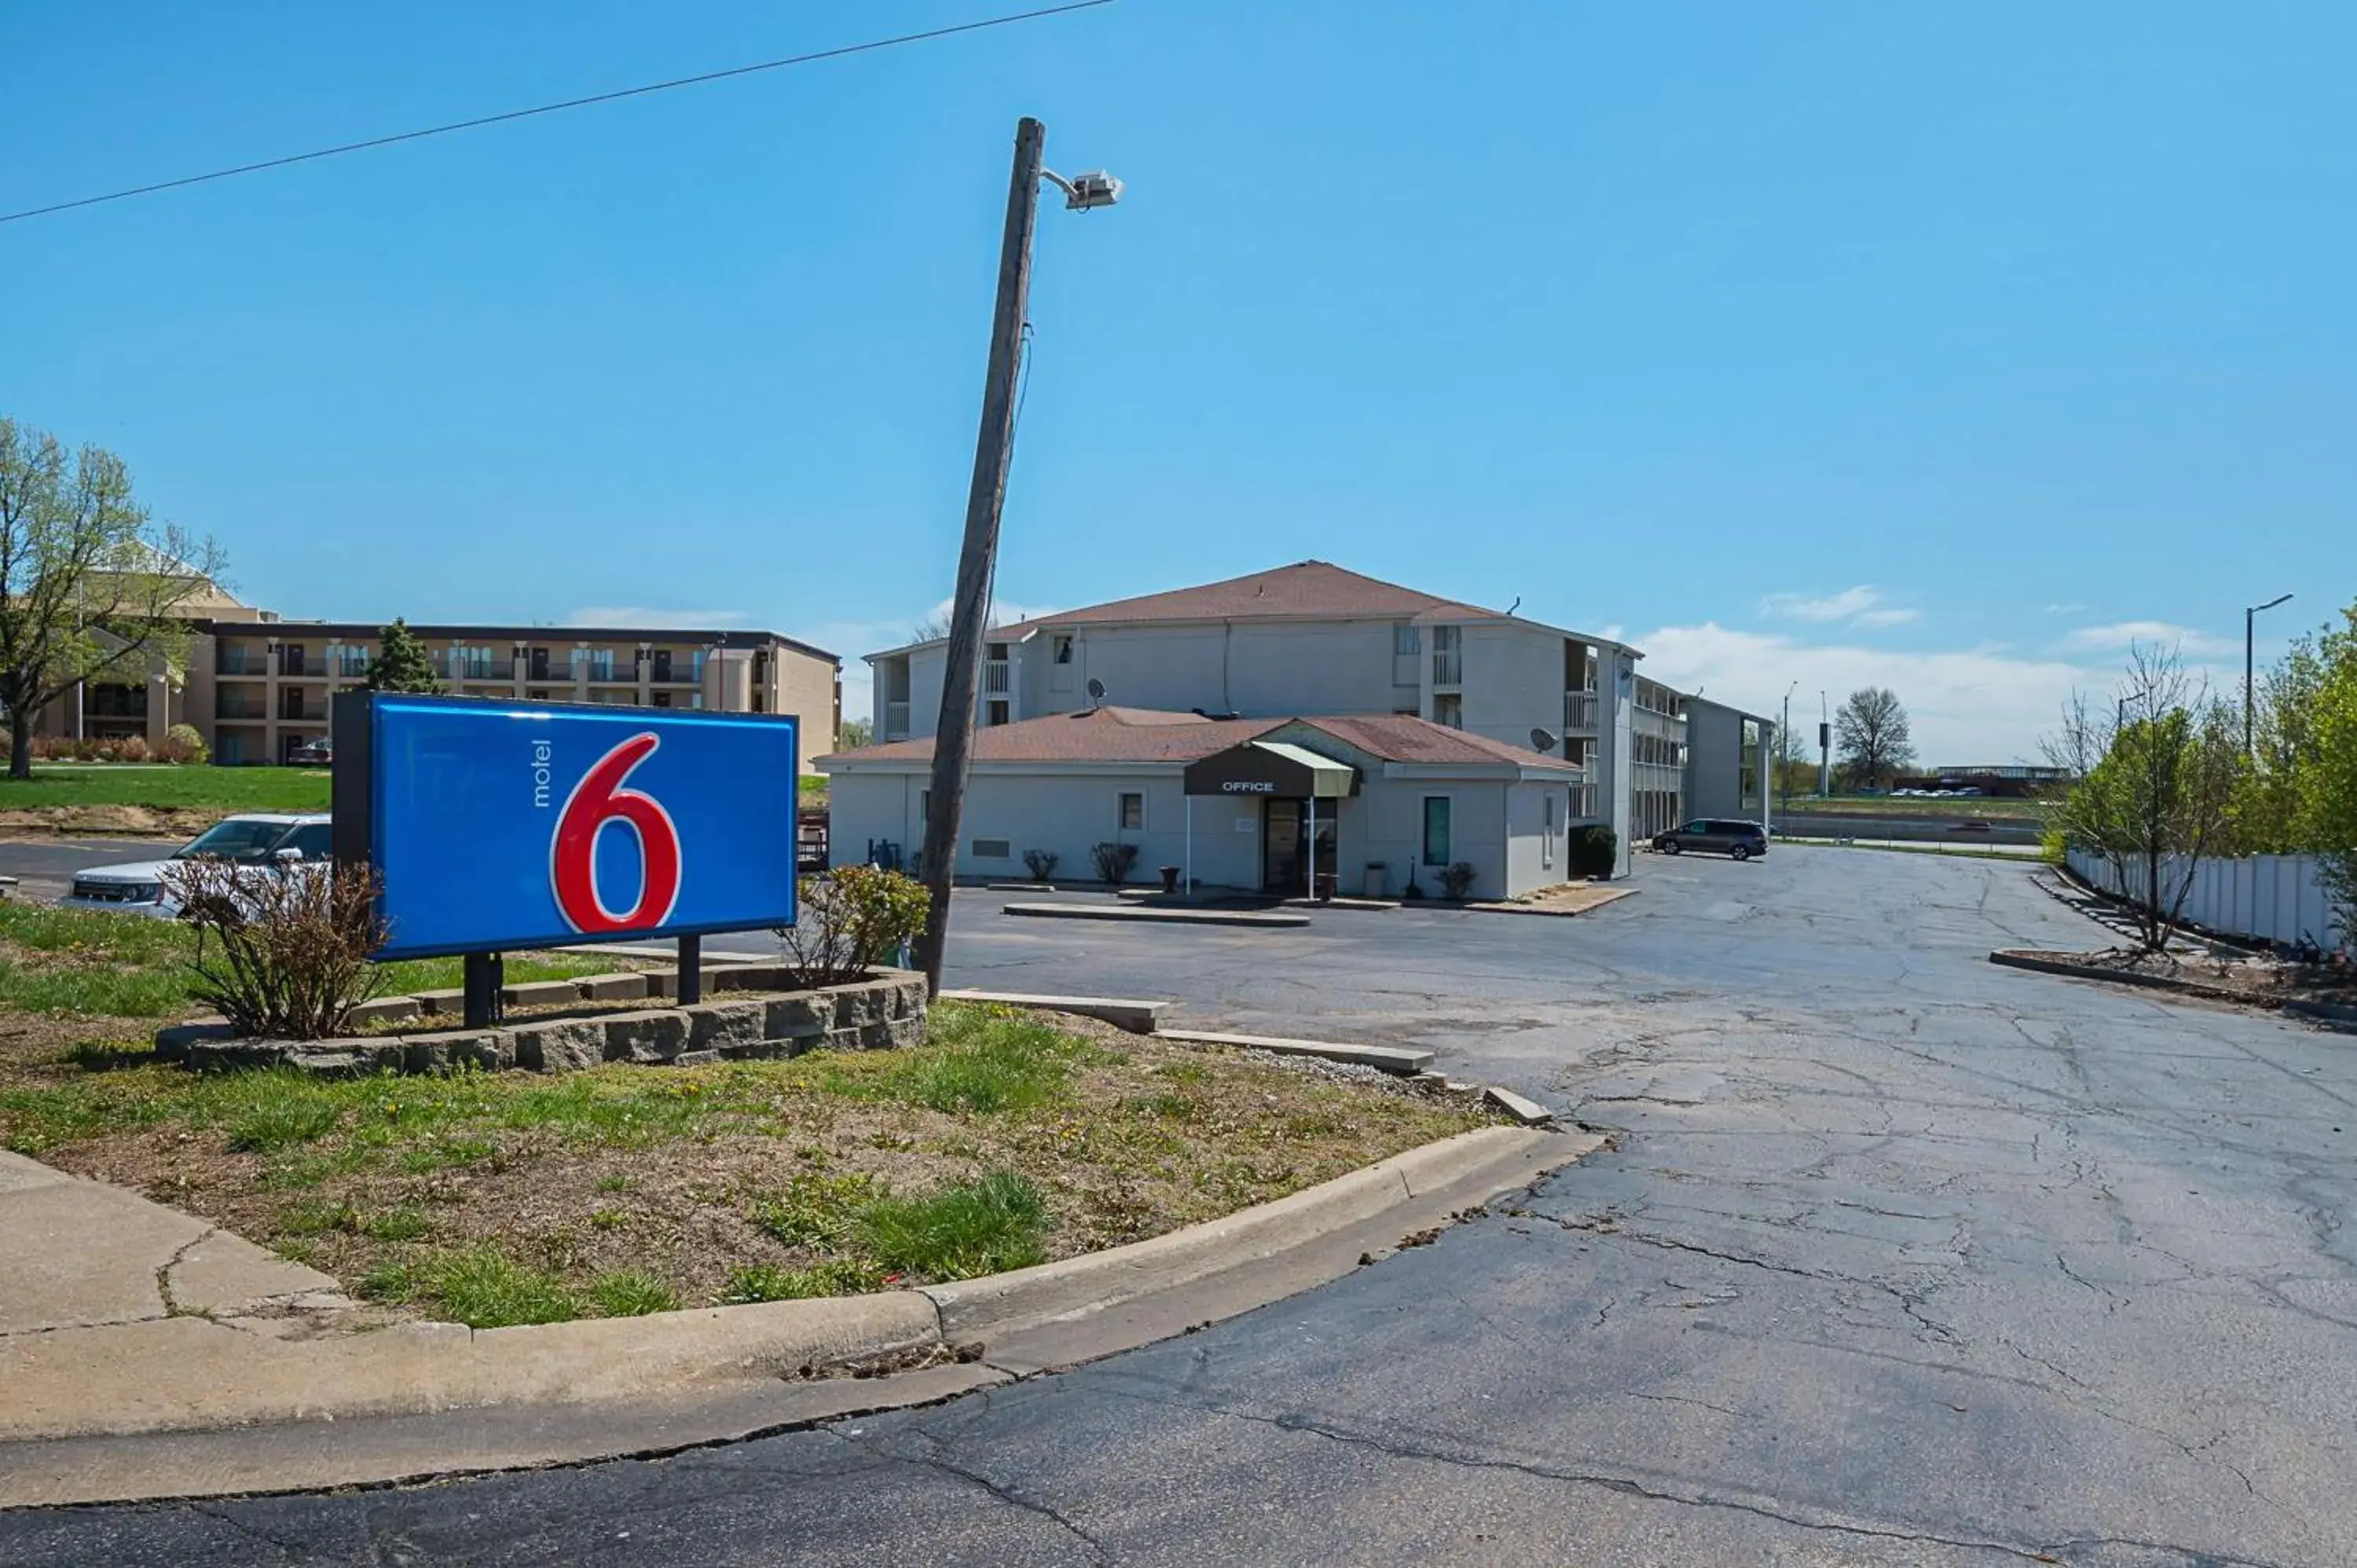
[916,118,1120,998]
[1780,680,1797,811]
[2245,593,2292,757]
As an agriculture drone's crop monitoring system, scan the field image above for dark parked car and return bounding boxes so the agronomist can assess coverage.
[1652,818,1769,861]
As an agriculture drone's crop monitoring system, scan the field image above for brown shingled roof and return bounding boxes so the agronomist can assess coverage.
[822,706,1578,775]
[997,561,1497,636]
[827,707,1284,767]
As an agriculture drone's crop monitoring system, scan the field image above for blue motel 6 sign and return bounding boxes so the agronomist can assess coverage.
[332,692,799,960]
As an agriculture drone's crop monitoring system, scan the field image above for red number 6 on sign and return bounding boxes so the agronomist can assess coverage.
[549,733,683,933]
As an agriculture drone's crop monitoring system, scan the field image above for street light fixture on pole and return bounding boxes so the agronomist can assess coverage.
[1780,680,1797,811]
[916,118,1120,998]
[2245,592,2292,757]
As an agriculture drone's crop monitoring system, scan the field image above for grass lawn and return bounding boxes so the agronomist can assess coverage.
[0,994,1491,1328]
[0,903,622,1020]
[0,764,329,839]
[1779,794,2050,821]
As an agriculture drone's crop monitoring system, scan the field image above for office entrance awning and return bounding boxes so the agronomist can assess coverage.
[1183,739,1358,799]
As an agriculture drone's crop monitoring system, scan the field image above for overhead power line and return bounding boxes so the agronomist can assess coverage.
[0,0,1118,226]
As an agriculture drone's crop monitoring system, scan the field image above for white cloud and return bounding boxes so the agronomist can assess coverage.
[2062,621,2236,656]
[566,606,747,629]
[1633,621,2117,765]
[1761,585,1882,622]
[2044,602,2086,615]
[1852,608,1921,628]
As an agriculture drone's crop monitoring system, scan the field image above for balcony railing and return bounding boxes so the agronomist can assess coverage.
[279,701,328,723]
[1563,690,1599,734]
[646,660,704,685]
[527,660,578,683]
[584,664,625,683]
[982,660,1010,695]
[1431,652,1462,686]
[215,701,266,721]
[215,648,266,676]
[278,654,321,678]
[445,658,515,681]
[885,701,911,738]
[330,653,372,677]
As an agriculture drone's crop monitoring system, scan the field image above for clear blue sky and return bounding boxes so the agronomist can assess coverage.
[5,1,2351,759]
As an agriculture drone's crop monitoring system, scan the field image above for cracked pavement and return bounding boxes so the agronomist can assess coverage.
[6,846,2353,1565]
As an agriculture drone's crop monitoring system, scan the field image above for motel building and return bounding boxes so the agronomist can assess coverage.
[818,705,1587,902]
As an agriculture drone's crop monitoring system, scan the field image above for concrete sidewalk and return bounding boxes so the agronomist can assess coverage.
[0,1150,353,1346]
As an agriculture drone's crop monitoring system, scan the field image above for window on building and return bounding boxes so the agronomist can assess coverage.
[1119,791,1145,831]
[651,692,672,709]
[973,838,1013,860]
[1433,692,1463,729]
[88,682,147,718]
[1052,635,1074,665]
[986,699,1010,727]
[1393,624,1420,656]
[1431,625,1461,685]
[1422,797,1453,867]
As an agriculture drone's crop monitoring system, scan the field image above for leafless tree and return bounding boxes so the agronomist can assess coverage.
[0,418,226,778]
[1834,687,1915,789]
[2044,644,2242,954]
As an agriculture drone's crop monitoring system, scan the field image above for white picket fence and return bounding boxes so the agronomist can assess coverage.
[2065,846,2348,953]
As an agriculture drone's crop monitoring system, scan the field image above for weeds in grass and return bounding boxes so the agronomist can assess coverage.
[426,1247,577,1328]
[357,1207,432,1242]
[587,1271,678,1317]
[750,1171,876,1249]
[825,1008,1089,1115]
[856,1170,1048,1280]
[223,1092,341,1153]
[588,1207,629,1231]
[724,1259,888,1302]
[594,1173,633,1193]
[0,960,192,1018]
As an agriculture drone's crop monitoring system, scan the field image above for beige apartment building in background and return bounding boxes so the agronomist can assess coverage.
[35,587,840,771]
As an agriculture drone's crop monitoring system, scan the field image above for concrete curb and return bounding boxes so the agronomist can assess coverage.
[940,989,1169,1034]
[0,1291,940,1446]
[0,1127,1600,1504]
[1461,885,1643,918]
[918,1127,1572,1343]
[1990,949,2357,1030]
[1159,1028,1434,1074]
[1001,901,1310,929]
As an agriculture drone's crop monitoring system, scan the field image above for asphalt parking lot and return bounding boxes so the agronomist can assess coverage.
[8,845,2355,1565]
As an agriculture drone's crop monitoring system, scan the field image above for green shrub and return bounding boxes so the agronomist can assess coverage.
[855,1170,1048,1280]
[778,866,931,987]
[161,724,209,764]
[1568,825,1618,877]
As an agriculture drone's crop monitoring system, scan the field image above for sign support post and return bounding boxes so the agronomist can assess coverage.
[462,952,504,1030]
[677,934,702,1006]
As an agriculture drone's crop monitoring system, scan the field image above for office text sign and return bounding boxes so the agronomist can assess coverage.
[335,693,799,960]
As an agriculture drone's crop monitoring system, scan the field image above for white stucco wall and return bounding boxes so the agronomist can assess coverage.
[1504,779,1570,896]
[1457,623,1567,746]
[827,766,1266,889]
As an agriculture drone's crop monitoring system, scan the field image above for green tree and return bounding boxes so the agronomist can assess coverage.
[2286,606,2357,929]
[361,619,442,693]
[2047,645,2242,953]
[837,716,874,750]
[0,418,225,780]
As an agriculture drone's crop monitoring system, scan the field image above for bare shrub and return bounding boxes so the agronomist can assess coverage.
[1090,841,1140,885]
[166,858,391,1039]
[1439,861,1479,899]
[1022,848,1058,881]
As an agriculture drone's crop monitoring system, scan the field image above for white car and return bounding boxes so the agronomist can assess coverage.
[61,814,334,919]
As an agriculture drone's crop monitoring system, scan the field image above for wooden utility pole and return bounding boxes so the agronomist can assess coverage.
[916,116,1046,996]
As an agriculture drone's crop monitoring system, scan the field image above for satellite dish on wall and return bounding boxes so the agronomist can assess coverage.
[1530,727,1559,753]
[1085,677,1108,704]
